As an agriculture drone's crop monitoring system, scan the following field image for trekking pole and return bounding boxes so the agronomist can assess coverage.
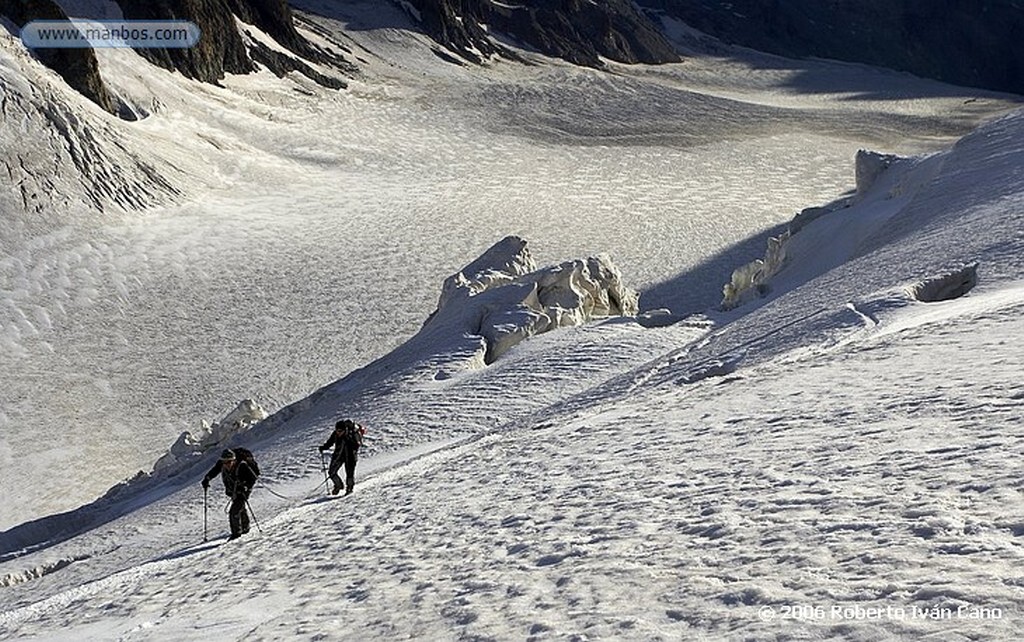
[203,486,208,542]
[319,450,329,495]
[245,496,263,534]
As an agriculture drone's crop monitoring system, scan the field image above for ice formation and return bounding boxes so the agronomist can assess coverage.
[428,236,639,363]
[152,399,268,473]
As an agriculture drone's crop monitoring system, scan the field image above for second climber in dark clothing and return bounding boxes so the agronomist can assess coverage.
[202,448,259,539]
[319,419,364,495]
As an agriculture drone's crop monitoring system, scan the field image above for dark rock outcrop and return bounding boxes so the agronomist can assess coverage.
[248,39,347,89]
[115,0,350,86]
[115,0,256,83]
[405,0,681,67]
[493,0,681,66]
[403,0,517,64]
[638,0,1024,95]
[226,0,307,56]
[0,0,116,113]
[2,0,351,113]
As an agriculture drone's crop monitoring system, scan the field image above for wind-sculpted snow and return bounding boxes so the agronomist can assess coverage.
[0,39,178,235]
[720,230,789,310]
[2,290,1024,640]
[855,149,900,198]
[0,237,655,559]
[2,7,1024,640]
[1,0,1020,533]
[720,146,918,310]
[2,103,1024,641]
[432,235,536,312]
[0,554,88,588]
[718,120,1005,313]
[0,399,265,559]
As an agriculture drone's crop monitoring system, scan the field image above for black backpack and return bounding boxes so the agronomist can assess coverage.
[342,422,364,450]
[233,447,260,477]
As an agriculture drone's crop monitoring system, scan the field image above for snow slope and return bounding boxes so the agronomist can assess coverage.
[1,89,1024,640]
[2,2,1019,531]
[3,1,1024,636]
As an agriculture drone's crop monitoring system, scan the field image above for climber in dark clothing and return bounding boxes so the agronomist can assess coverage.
[202,448,259,539]
[319,419,364,496]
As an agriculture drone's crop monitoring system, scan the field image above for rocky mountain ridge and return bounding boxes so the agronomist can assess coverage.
[1,0,351,116]
[405,0,680,67]
[0,0,115,112]
[638,0,1023,95]
[408,0,1022,94]
[3,0,1020,118]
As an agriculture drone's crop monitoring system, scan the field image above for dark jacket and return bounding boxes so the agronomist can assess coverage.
[204,454,258,497]
[320,424,362,457]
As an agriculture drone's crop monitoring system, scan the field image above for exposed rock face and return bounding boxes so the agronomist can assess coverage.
[115,0,256,83]
[493,0,681,66]
[405,0,680,67]
[248,39,348,89]
[225,0,307,56]
[0,0,116,113]
[404,0,507,64]
[639,0,1024,95]
[115,0,349,86]
[2,0,350,104]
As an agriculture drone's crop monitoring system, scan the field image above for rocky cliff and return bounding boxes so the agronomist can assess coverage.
[115,0,349,84]
[0,0,116,113]
[405,0,681,67]
[5,0,1019,119]
[639,0,1024,95]
[0,0,349,109]
[116,0,256,83]
[402,0,1022,93]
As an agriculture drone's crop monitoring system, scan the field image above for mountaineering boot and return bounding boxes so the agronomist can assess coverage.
[332,482,343,495]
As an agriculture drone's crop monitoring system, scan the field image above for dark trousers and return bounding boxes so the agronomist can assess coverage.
[328,449,358,491]
[229,492,251,536]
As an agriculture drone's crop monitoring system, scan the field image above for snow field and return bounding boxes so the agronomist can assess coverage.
[2,6,1024,640]
[6,50,998,528]
[5,61,1011,526]
[2,287,1022,641]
